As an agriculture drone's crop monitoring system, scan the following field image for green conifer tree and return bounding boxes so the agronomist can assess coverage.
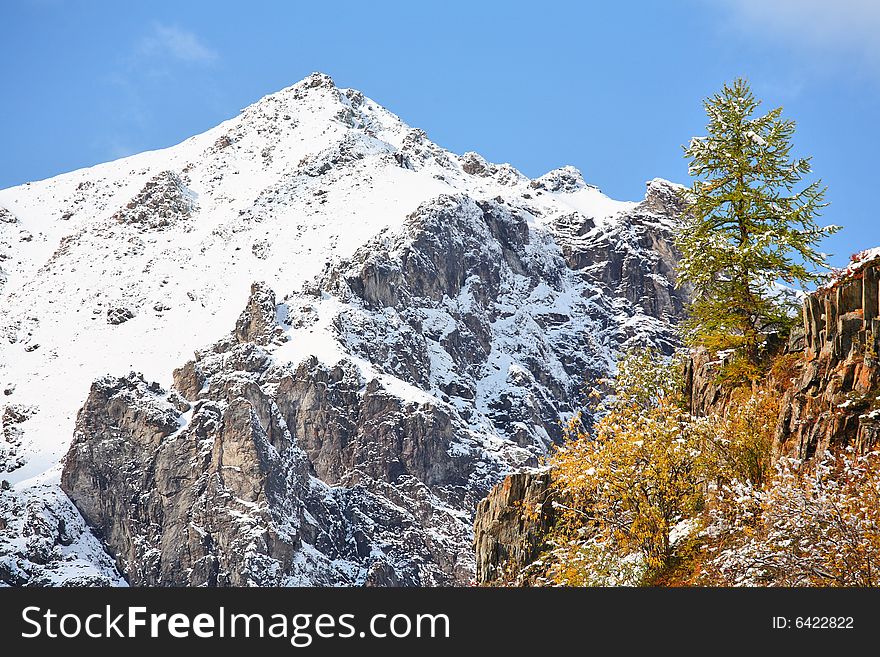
[677,78,838,368]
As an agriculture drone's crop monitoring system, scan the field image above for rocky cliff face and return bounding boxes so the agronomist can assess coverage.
[1,73,686,586]
[776,253,880,458]
[473,470,555,585]
[0,484,124,586]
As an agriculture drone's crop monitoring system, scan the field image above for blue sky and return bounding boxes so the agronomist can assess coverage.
[2,0,878,266]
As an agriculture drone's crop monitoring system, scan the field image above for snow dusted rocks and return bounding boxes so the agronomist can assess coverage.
[106,306,135,325]
[1,72,687,585]
[62,372,309,586]
[62,334,490,585]
[111,170,196,230]
[0,205,18,293]
[1,404,34,475]
[234,281,286,345]
[0,485,124,586]
[643,177,688,216]
[530,165,591,193]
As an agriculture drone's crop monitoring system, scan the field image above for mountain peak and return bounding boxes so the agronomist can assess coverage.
[299,71,336,90]
[0,76,689,587]
[530,165,592,193]
[255,71,338,106]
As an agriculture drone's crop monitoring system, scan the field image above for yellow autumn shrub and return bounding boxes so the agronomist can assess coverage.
[547,351,703,583]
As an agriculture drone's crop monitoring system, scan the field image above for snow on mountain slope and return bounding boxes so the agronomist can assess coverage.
[0,73,659,486]
[0,73,687,585]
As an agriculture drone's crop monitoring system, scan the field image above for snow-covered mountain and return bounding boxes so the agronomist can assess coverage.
[0,73,686,585]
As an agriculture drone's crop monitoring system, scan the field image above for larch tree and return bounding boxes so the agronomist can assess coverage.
[677,78,838,368]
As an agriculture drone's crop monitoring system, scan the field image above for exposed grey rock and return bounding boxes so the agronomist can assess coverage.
[550,181,687,348]
[642,177,687,216]
[395,129,456,171]
[304,72,335,89]
[234,281,283,345]
[460,152,490,176]
[112,171,196,230]
[0,207,17,224]
[529,166,591,193]
[212,133,234,152]
[106,306,134,325]
[62,356,487,585]
[297,132,387,177]
[1,404,35,474]
[459,152,524,186]
[62,372,309,586]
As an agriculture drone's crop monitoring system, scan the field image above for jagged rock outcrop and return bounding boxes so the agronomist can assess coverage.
[0,485,124,586]
[0,207,16,224]
[1,404,35,474]
[234,281,285,345]
[530,166,591,193]
[473,470,555,585]
[61,315,495,585]
[111,170,196,230]
[551,180,687,334]
[775,253,880,458]
[106,306,134,325]
[62,371,312,586]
